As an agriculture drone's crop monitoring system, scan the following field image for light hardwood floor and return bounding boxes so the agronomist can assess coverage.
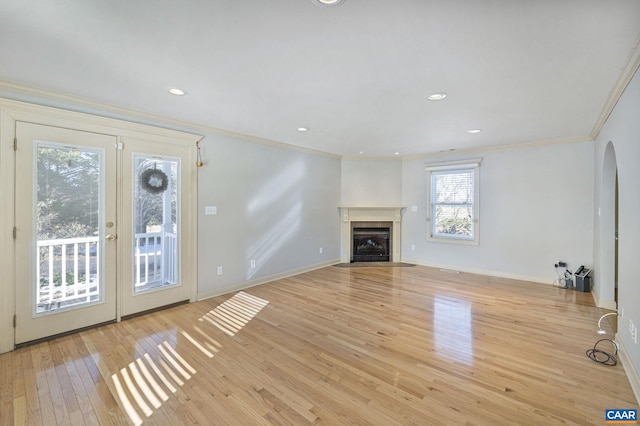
[1,265,638,425]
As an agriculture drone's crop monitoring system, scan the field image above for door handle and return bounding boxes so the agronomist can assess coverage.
[106,234,117,241]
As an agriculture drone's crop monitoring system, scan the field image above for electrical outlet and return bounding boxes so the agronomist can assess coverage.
[411,244,415,251]
[319,247,323,254]
[217,266,223,275]
[250,259,256,268]
[205,206,217,215]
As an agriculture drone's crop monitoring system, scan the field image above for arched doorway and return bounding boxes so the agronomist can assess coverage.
[599,141,618,312]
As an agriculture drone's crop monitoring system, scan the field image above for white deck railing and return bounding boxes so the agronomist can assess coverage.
[37,236,100,312]
[37,232,177,311]
[134,231,178,291]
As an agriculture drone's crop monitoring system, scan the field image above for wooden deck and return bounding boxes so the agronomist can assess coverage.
[1,265,638,425]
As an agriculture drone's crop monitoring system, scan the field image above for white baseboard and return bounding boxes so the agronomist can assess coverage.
[591,287,618,310]
[197,258,341,301]
[591,286,601,308]
[401,258,552,285]
[617,333,640,406]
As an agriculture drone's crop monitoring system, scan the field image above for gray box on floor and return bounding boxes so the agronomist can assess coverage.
[575,269,591,292]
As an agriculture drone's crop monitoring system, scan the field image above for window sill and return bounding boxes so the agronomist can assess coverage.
[427,236,479,246]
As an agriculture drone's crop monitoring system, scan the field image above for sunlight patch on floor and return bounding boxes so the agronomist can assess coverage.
[111,291,269,424]
[200,291,269,336]
[111,340,195,425]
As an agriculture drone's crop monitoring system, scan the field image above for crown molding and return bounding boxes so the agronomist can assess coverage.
[340,155,403,161]
[0,76,619,162]
[590,34,640,140]
[343,135,590,161]
[402,136,591,161]
[0,81,341,159]
[0,97,202,145]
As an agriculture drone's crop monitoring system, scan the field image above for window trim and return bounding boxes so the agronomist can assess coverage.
[425,159,481,245]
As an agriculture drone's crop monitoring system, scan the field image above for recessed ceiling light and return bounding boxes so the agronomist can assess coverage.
[359,151,365,155]
[168,87,187,96]
[394,152,400,156]
[311,0,347,6]
[467,129,483,134]
[297,127,309,132]
[427,92,447,101]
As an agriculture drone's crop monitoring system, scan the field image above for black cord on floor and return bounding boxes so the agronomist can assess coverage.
[585,339,618,366]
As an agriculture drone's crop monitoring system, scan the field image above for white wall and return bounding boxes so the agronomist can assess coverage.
[593,67,640,386]
[341,158,402,206]
[0,90,343,351]
[1,75,636,390]
[401,142,594,283]
[197,135,342,298]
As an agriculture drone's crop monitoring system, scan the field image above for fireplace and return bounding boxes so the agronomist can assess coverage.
[352,227,390,262]
[340,207,404,264]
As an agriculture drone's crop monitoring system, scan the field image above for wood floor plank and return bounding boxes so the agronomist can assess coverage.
[1,265,638,425]
[0,351,15,426]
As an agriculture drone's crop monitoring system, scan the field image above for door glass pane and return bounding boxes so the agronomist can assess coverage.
[35,142,104,314]
[133,155,180,293]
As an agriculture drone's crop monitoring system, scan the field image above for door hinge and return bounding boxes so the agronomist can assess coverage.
[13,314,16,328]
[13,137,17,151]
[13,227,17,239]
[116,142,124,151]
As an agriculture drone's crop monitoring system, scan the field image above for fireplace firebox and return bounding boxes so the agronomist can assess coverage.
[340,208,402,264]
[352,227,390,262]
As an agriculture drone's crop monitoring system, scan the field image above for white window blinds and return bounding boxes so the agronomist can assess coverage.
[430,169,474,240]
[426,158,480,244]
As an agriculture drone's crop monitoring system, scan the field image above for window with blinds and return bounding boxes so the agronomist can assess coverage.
[426,159,480,244]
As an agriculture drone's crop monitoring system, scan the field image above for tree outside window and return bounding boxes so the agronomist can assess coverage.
[426,161,480,245]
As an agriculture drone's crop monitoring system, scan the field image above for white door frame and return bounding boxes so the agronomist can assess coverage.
[0,98,202,353]
[14,122,119,344]
[118,142,194,318]
[596,141,618,310]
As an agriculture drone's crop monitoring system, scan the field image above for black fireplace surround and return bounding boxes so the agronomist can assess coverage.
[352,227,390,262]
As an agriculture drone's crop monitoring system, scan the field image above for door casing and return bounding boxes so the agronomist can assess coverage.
[14,122,119,344]
[0,98,201,353]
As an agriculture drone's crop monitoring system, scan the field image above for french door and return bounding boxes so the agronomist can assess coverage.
[119,138,191,317]
[15,123,117,343]
[14,122,192,344]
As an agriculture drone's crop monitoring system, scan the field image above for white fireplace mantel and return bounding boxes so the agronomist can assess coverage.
[339,206,405,263]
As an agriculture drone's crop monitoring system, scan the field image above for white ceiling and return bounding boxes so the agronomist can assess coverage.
[1,0,639,157]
